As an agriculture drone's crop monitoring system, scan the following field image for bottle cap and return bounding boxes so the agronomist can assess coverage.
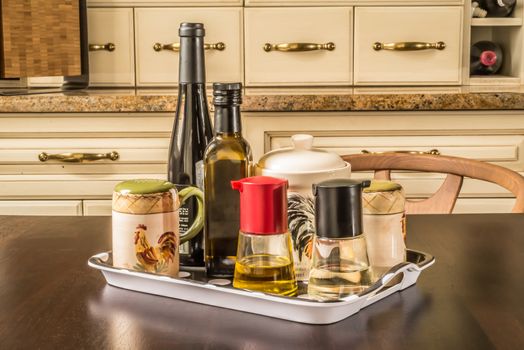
[178,23,206,84]
[213,82,242,106]
[480,50,497,67]
[179,22,205,37]
[231,176,288,235]
[313,179,371,239]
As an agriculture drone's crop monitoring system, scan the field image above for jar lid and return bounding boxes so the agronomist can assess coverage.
[313,179,371,239]
[113,179,179,215]
[257,134,346,173]
[363,180,405,215]
[114,179,174,195]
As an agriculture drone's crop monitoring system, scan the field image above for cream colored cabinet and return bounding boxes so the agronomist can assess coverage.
[0,113,171,200]
[243,110,524,213]
[83,200,112,216]
[244,7,352,86]
[0,201,83,215]
[134,8,243,86]
[354,6,463,85]
[88,8,135,86]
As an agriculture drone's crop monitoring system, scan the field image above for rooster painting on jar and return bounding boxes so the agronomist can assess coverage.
[255,134,351,281]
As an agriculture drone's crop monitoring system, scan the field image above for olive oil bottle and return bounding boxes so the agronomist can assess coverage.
[231,176,298,296]
[204,83,252,277]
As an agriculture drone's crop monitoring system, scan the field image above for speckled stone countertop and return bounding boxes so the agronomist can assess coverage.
[1,86,524,113]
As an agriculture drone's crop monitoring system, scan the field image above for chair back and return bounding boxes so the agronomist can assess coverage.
[343,153,524,214]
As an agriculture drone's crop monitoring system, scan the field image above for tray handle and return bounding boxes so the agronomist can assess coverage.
[354,262,419,301]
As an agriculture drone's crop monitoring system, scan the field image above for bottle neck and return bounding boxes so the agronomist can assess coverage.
[214,105,241,134]
[179,36,206,84]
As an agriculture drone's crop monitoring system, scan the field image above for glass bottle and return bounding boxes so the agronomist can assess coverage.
[470,41,503,75]
[308,179,372,300]
[168,23,213,267]
[204,82,252,277]
[231,176,298,296]
[484,0,516,17]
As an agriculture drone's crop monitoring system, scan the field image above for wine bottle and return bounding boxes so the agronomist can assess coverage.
[483,0,516,17]
[204,82,252,277]
[470,41,503,75]
[168,23,213,267]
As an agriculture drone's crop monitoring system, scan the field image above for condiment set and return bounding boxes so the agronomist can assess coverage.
[110,22,408,301]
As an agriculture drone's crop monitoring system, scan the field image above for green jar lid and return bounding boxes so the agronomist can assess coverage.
[363,180,402,193]
[114,179,174,195]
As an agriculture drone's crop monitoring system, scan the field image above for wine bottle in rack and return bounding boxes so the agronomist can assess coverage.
[483,0,516,17]
[470,41,503,75]
[168,23,213,267]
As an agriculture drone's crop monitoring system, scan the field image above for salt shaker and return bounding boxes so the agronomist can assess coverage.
[362,180,407,279]
[308,179,372,300]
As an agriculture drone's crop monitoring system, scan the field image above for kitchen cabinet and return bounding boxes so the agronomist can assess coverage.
[244,7,353,86]
[0,200,82,216]
[79,1,523,88]
[134,7,243,86]
[88,8,135,86]
[83,200,112,216]
[242,110,524,213]
[0,112,170,210]
[0,108,522,214]
[354,6,463,85]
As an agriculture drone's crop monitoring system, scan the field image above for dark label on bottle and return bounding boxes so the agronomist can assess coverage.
[179,206,190,254]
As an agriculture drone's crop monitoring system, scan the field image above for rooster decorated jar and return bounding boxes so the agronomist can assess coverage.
[255,134,351,280]
[112,179,203,276]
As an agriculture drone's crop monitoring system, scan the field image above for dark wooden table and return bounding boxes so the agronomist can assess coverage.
[1,214,523,350]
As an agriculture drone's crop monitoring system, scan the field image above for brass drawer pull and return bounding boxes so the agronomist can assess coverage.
[153,42,226,52]
[89,43,116,52]
[373,41,446,51]
[263,42,336,52]
[38,151,120,163]
[362,149,441,156]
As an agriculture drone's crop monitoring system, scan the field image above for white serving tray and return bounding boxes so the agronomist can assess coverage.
[88,249,434,325]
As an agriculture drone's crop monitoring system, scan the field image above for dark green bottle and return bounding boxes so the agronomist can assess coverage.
[204,83,252,277]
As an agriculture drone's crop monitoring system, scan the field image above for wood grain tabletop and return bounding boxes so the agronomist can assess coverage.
[1,214,523,350]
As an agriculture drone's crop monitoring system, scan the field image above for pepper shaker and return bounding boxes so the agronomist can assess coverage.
[308,179,372,300]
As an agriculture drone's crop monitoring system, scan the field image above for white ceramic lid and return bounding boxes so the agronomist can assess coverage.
[257,134,346,173]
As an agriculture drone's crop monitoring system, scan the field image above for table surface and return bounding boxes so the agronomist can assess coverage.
[1,214,523,350]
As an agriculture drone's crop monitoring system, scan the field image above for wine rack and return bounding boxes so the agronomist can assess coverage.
[468,1,524,85]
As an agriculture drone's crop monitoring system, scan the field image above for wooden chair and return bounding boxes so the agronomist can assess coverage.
[342,152,524,214]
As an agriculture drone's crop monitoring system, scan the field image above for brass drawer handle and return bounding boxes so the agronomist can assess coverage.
[263,42,336,52]
[153,42,226,52]
[89,43,116,52]
[373,41,446,51]
[362,149,441,156]
[38,151,120,163]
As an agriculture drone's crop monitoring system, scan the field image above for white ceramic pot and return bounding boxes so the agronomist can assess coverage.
[255,134,351,280]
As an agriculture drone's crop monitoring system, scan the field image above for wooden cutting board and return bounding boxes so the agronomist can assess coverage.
[0,0,82,78]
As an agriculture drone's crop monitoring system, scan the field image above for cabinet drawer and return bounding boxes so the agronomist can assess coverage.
[354,7,463,85]
[269,134,524,172]
[0,200,82,215]
[88,8,135,86]
[0,137,169,175]
[135,8,243,86]
[244,8,352,86]
[83,200,112,216]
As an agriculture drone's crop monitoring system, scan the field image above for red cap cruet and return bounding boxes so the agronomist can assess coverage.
[231,176,288,235]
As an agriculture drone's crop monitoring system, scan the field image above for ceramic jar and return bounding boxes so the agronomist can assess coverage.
[255,134,351,280]
[112,179,203,276]
[362,180,406,280]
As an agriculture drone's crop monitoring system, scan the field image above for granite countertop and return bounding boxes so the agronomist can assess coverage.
[1,86,524,113]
